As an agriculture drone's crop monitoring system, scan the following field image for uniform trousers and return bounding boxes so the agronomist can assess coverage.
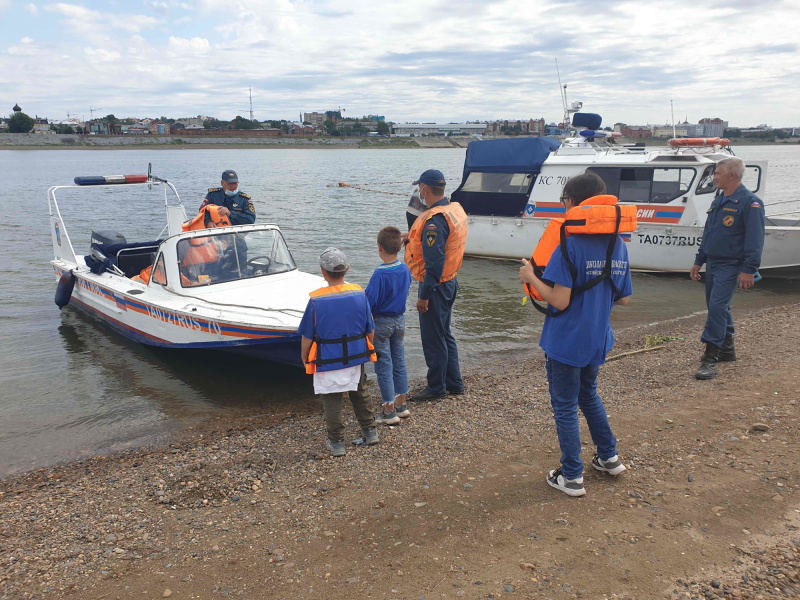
[701,260,740,348]
[418,278,464,395]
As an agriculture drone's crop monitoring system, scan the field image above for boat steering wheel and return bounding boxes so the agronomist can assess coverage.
[247,255,272,275]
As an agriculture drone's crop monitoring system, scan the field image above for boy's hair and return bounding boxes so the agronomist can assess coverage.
[322,268,347,280]
[562,171,607,204]
[377,226,402,254]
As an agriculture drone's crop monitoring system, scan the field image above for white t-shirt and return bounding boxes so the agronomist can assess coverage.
[313,365,360,395]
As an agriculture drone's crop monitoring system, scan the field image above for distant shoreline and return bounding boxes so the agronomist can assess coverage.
[0,133,795,151]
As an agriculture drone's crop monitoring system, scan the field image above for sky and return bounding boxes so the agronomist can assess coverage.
[1,0,799,127]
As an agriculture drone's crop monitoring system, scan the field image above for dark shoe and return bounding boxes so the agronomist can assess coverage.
[325,439,345,457]
[362,427,379,445]
[718,337,737,362]
[409,388,446,402]
[695,343,720,380]
[447,387,465,396]
[546,468,586,497]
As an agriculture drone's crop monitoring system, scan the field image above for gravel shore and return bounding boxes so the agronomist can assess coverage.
[1,303,798,599]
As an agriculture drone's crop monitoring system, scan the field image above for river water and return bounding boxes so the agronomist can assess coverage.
[1,145,798,475]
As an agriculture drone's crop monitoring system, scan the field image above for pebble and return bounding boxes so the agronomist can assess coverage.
[163,590,172,598]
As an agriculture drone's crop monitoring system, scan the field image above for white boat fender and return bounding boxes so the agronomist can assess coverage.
[55,270,75,309]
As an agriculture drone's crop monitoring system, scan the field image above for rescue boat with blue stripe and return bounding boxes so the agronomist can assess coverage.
[48,168,324,367]
[447,110,800,278]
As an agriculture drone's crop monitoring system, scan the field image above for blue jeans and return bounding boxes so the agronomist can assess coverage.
[545,356,618,480]
[418,279,463,395]
[372,314,409,405]
[702,260,739,347]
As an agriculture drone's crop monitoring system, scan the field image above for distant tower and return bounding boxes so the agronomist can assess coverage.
[249,87,254,121]
[13,103,21,112]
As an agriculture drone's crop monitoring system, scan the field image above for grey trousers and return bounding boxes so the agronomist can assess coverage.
[320,364,376,442]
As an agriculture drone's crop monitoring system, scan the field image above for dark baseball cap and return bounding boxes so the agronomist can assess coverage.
[412,169,446,187]
[221,170,238,183]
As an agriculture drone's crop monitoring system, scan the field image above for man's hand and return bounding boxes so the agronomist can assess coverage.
[738,272,755,289]
[218,207,231,218]
[416,298,429,313]
[689,264,702,282]
[519,258,536,284]
[401,232,409,246]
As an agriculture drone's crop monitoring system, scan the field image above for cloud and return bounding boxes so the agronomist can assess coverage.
[84,47,121,62]
[25,3,39,14]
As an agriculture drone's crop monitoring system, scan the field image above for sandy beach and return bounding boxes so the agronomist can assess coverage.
[1,303,799,600]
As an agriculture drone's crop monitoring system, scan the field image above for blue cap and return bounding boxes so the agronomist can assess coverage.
[221,170,238,183]
[412,169,446,187]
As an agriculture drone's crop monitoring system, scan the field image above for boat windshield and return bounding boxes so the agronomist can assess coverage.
[177,228,297,287]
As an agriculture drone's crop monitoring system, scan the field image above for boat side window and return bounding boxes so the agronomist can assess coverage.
[151,253,167,286]
[743,165,762,193]
[696,166,716,195]
[460,172,533,194]
[651,168,695,203]
[588,167,695,203]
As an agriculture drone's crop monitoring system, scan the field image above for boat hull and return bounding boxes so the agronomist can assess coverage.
[55,267,305,368]
[464,216,800,279]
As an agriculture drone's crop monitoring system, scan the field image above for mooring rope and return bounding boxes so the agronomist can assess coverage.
[327,182,410,196]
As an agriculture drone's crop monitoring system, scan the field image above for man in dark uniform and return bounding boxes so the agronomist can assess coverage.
[690,157,765,380]
[200,170,256,225]
[405,169,468,401]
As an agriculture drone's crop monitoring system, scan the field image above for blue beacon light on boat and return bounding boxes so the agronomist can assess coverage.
[578,130,622,139]
[74,175,149,186]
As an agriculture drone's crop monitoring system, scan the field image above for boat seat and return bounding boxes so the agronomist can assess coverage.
[116,246,160,278]
[84,240,162,278]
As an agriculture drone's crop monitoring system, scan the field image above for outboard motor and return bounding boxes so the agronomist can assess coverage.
[55,270,75,309]
[91,230,126,246]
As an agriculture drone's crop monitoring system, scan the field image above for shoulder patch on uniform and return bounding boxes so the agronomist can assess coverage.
[751,201,762,208]
[426,229,438,247]
[247,201,255,212]
[239,192,251,199]
[208,187,221,192]
[425,222,438,230]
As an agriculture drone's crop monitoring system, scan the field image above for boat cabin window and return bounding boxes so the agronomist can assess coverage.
[696,166,716,195]
[587,167,696,204]
[451,172,535,217]
[177,229,297,287]
[151,253,167,286]
[743,165,762,193]
[460,172,533,194]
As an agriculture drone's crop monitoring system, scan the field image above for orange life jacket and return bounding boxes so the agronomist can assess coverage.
[304,283,378,374]
[179,206,231,286]
[405,201,468,283]
[523,195,637,310]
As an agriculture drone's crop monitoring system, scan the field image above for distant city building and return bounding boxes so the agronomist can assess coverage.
[485,118,546,136]
[392,123,487,136]
[698,117,728,138]
[620,125,652,139]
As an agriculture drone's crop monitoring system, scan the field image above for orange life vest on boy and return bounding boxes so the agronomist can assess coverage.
[304,283,378,375]
[523,194,637,302]
[405,201,468,282]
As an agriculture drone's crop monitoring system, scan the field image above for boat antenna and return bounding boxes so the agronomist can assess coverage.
[671,99,676,139]
[556,58,568,127]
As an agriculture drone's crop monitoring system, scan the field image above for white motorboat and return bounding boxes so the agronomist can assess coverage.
[49,171,323,367]
[450,111,800,278]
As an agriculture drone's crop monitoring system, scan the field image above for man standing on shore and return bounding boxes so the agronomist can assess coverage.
[404,169,468,401]
[690,157,765,380]
[200,170,256,225]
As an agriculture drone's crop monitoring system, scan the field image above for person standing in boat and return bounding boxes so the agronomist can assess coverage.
[200,170,256,225]
[690,157,765,380]
[405,169,468,401]
[519,172,632,497]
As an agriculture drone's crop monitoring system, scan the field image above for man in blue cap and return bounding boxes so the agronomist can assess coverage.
[200,169,256,225]
[405,169,468,401]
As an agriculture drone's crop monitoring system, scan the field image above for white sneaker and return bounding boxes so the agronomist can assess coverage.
[591,454,627,476]
[546,468,586,497]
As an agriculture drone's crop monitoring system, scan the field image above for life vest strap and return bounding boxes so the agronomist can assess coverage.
[308,331,376,367]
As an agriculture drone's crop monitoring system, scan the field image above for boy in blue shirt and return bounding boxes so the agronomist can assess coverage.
[365,227,413,424]
[299,248,379,457]
[519,172,632,497]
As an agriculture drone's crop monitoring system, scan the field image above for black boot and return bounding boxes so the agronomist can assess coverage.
[718,337,737,362]
[695,343,720,380]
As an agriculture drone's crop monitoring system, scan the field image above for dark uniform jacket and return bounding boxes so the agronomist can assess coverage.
[200,189,256,225]
[694,184,765,274]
